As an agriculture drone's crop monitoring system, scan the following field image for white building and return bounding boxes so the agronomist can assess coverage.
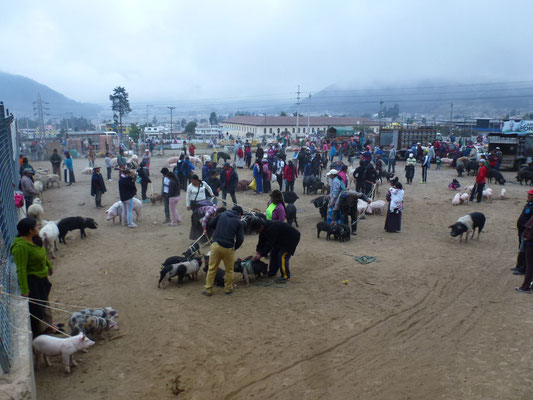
[195,125,222,137]
[143,126,168,138]
[221,116,380,138]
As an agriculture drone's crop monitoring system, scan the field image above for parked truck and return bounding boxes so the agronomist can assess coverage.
[488,120,533,170]
[378,126,441,158]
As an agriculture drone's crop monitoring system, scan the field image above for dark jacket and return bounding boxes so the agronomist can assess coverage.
[517,202,533,235]
[206,176,221,196]
[256,147,264,161]
[118,174,137,201]
[49,153,62,165]
[137,165,151,183]
[91,172,107,196]
[208,210,244,250]
[220,167,238,192]
[256,220,301,257]
[165,173,180,197]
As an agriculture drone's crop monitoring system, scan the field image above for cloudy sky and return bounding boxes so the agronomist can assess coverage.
[1,0,532,105]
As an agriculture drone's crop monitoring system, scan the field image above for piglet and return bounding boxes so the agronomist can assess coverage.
[368,200,386,215]
[452,194,461,205]
[483,188,493,202]
[33,333,95,373]
[460,192,470,204]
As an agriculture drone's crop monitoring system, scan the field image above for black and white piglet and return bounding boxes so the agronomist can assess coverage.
[449,212,486,242]
[158,257,203,288]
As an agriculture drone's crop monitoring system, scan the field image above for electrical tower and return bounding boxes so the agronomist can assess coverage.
[168,106,175,138]
[33,93,49,141]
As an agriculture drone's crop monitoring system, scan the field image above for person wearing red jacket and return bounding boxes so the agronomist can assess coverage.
[469,160,487,203]
[283,160,298,192]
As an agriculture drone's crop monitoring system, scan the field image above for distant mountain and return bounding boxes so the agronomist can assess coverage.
[307,80,533,118]
[0,71,100,117]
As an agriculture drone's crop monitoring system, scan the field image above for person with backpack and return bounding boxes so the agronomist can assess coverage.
[181,156,195,185]
[137,160,151,203]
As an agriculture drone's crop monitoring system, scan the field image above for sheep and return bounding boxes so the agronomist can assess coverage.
[500,188,507,200]
[33,180,44,198]
[28,201,44,226]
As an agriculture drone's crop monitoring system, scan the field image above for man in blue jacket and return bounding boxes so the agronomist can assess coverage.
[220,162,239,207]
[203,206,244,296]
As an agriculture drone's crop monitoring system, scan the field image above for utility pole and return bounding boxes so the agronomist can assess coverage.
[168,106,175,139]
[33,93,49,143]
[449,103,454,136]
[295,85,300,137]
[145,104,153,142]
[306,93,311,136]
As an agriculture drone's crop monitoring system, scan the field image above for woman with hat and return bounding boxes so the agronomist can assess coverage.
[20,168,39,212]
[405,153,416,184]
[90,165,106,208]
[266,190,286,222]
[384,180,404,233]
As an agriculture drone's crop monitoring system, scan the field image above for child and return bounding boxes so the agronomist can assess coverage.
[206,170,221,205]
[448,178,460,191]
[105,152,112,181]
[91,166,106,208]
[435,156,442,170]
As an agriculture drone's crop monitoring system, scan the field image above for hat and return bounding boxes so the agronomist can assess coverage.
[23,168,34,174]
[326,169,338,176]
[528,189,533,195]
[496,147,500,150]
[262,158,268,162]
[224,162,231,167]
[409,153,414,157]
[93,165,101,169]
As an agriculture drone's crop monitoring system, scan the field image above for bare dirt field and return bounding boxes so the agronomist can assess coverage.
[28,151,533,400]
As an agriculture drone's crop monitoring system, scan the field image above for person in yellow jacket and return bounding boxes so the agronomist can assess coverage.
[10,217,55,336]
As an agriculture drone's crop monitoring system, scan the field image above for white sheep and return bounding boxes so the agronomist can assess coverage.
[28,202,44,225]
[34,180,44,197]
[39,221,60,259]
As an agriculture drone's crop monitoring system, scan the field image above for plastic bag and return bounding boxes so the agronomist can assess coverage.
[271,173,277,183]
[14,192,24,208]
[249,178,257,191]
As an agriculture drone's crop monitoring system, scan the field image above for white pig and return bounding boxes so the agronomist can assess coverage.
[483,188,493,202]
[357,199,368,215]
[39,221,60,259]
[500,188,507,200]
[369,200,386,215]
[105,199,142,223]
[460,192,470,204]
[33,333,95,373]
[167,156,179,166]
[452,193,461,205]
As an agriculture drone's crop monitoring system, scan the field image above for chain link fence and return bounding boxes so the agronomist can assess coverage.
[0,102,19,373]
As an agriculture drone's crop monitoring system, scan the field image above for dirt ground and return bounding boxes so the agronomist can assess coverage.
[27,151,533,400]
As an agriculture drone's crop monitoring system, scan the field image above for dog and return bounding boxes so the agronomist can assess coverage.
[158,257,203,288]
[286,203,298,227]
[233,257,268,285]
[150,193,163,205]
[317,221,334,240]
[449,212,486,242]
[57,217,98,244]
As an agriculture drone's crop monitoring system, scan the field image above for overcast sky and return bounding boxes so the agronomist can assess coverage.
[1,0,532,105]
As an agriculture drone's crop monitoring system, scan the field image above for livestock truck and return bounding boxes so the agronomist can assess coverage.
[378,126,441,158]
[488,120,533,170]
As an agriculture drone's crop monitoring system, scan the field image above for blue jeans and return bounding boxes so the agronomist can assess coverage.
[122,198,134,226]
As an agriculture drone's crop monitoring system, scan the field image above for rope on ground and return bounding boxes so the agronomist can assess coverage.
[354,256,376,265]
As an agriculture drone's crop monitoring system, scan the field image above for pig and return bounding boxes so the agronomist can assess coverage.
[449,212,486,242]
[57,217,98,244]
[483,188,493,202]
[282,191,299,204]
[81,167,93,175]
[316,222,334,240]
[167,156,179,166]
[357,199,369,215]
[150,193,163,205]
[452,193,461,205]
[460,192,470,204]
[189,156,202,166]
[286,203,298,227]
[80,316,119,337]
[500,188,507,200]
[466,185,474,194]
[105,199,142,223]
[33,333,95,373]
[237,179,251,191]
[39,221,60,259]
[158,258,203,288]
[367,200,386,215]
[69,307,119,335]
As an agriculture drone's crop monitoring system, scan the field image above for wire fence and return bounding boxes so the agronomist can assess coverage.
[0,102,19,373]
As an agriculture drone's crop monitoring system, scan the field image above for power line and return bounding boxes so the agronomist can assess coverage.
[32,93,49,141]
